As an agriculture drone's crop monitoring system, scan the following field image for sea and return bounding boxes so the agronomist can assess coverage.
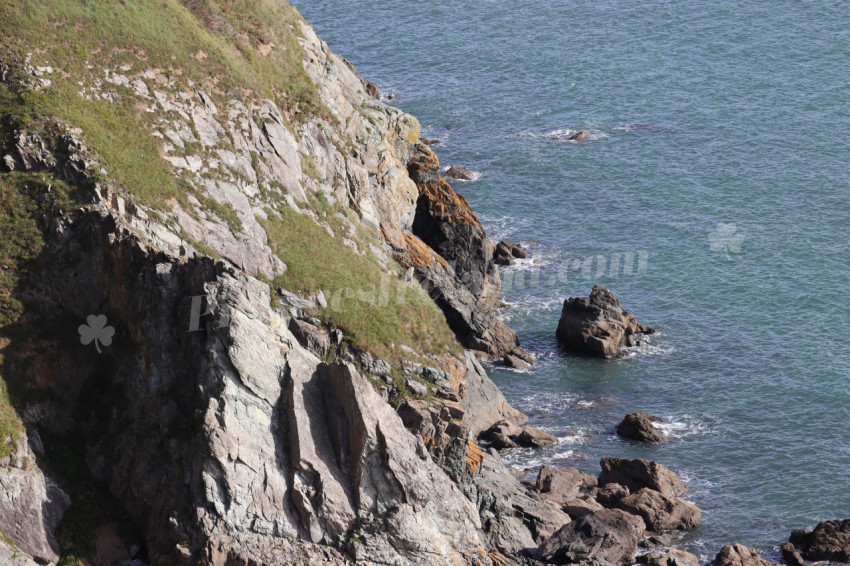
[290,1,850,561]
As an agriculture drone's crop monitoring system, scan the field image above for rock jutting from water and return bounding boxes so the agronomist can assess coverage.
[494,240,529,266]
[556,285,656,358]
[789,519,850,563]
[617,412,665,443]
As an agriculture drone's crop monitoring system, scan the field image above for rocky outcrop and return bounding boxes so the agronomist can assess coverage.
[617,412,664,443]
[714,544,780,566]
[444,165,475,181]
[494,240,528,266]
[780,543,806,566]
[789,519,850,563]
[480,420,557,449]
[638,549,700,566]
[616,488,701,531]
[556,286,656,358]
[0,436,70,564]
[461,353,529,437]
[537,509,645,566]
[598,458,687,498]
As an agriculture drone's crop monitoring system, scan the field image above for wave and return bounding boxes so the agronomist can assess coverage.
[544,128,609,142]
[652,414,711,441]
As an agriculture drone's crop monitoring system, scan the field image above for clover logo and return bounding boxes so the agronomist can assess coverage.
[78,314,115,353]
[709,223,744,260]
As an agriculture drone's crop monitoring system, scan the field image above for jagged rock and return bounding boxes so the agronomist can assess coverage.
[535,466,598,508]
[714,544,780,566]
[556,285,656,358]
[504,353,531,370]
[598,458,687,498]
[405,378,428,396]
[288,317,331,357]
[494,240,528,266]
[789,519,850,563]
[517,427,557,448]
[616,488,701,531]
[617,412,664,443]
[780,542,806,566]
[462,353,528,436]
[638,549,700,566]
[444,165,475,181]
[0,437,70,564]
[537,509,646,565]
[363,80,380,100]
[595,483,630,508]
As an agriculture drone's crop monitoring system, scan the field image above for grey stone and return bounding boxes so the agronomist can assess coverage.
[616,488,701,531]
[537,509,646,566]
[714,544,781,566]
[599,457,687,498]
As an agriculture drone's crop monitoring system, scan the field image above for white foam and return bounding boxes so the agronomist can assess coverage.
[544,128,609,142]
[652,414,710,440]
[442,166,483,182]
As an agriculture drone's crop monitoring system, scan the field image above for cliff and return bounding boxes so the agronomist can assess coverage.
[0,2,560,565]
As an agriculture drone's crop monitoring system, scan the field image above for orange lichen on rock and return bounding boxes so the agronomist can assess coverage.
[397,233,450,270]
[417,178,481,226]
[465,441,485,473]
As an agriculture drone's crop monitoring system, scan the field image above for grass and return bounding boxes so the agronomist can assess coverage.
[260,206,461,366]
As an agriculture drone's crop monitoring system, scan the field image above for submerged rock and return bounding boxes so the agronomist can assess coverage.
[617,412,664,443]
[556,285,656,358]
[714,544,780,566]
[537,509,645,565]
[789,519,850,563]
[598,457,687,498]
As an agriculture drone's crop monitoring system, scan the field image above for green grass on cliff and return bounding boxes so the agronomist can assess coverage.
[261,206,461,365]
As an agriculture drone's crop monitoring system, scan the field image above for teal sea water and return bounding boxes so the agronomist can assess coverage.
[291,1,850,560]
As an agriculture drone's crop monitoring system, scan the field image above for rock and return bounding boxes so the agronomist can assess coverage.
[405,378,428,396]
[420,137,441,145]
[598,458,687,498]
[556,285,656,359]
[789,519,850,563]
[535,466,598,507]
[780,542,806,566]
[363,80,380,100]
[568,130,592,141]
[616,488,701,531]
[287,317,331,357]
[639,549,700,566]
[444,165,475,181]
[461,353,528,436]
[714,544,780,566]
[504,353,531,370]
[562,496,605,518]
[617,412,664,443]
[640,534,673,548]
[494,240,529,266]
[595,483,630,508]
[517,426,557,448]
[537,509,646,566]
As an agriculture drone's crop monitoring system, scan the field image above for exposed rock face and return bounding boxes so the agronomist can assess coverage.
[617,412,664,443]
[537,509,645,566]
[288,317,331,357]
[598,458,687,498]
[790,519,850,563]
[0,436,70,564]
[616,488,701,531]
[556,286,656,358]
[461,354,529,437]
[714,544,780,566]
[494,240,528,266]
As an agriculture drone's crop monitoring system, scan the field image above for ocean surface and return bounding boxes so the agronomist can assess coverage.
[290,1,850,561]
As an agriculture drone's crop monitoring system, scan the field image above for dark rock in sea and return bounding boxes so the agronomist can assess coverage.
[479,421,555,449]
[444,165,475,181]
[517,426,558,448]
[595,483,631,508]
[568,130,592,141]
[780,542,807,566]
[537,509,646,565]
[504,353,531,370]
[617,412,664,443]
[364,80,380,100]
[420,137,441,145]
[789,519,850,563]
[598,457,687,498]
[535,466,598,507]
[616,487,701,531]
[714,544,781,566]
[638,549,700,566]
[556,285,656,358]
[494,240,529,266]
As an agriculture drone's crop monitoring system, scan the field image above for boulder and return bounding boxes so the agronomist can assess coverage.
[494,240,529,266]
[537,509,646,565]
[789,519,850,563]
[598,458,687,498]
[363,80,380,100]
[504,353,531,371]
[568,130,592,141]
[639,549,700,566]
[420,137,441,146]
[714,544,780,566]
[617,412,664,443]
[595,483,630,508]
[556,285,656,359]
[444,165,475,181]
[535,466,598,507]
[517,426,558,448]
[780,542,806,566]
[287,318,331,357]
[562,496,605,518]
[616,488,701,531]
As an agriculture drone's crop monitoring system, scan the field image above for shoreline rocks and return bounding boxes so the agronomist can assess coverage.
[714,544,780,566]
[494,240,529,266]
[598,457,687,498]
[556,285,656,358]
[537,509,645,566]
[789,519,850,563]
[616,487,701,531]
[617,412,665,443]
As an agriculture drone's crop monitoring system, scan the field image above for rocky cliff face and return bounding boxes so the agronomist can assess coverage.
[0,4,548,565]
